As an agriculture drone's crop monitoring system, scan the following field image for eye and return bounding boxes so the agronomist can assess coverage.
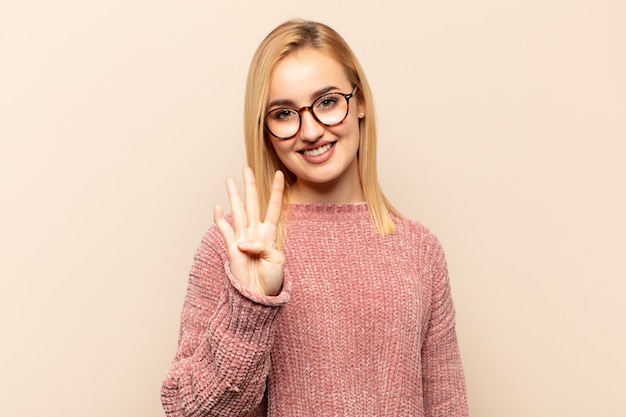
[314,94,340,111]
[270,108,298,121]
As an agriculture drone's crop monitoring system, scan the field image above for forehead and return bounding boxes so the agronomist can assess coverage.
[269,48,350,100]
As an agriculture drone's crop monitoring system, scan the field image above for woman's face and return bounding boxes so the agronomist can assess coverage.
[266,48,364,202]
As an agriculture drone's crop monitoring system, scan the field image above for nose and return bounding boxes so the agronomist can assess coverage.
[298,109,324,143]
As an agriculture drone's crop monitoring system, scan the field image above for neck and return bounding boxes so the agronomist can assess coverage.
[287,184,365,204]
[287,167,365,204]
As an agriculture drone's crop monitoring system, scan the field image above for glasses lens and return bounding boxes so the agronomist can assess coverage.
[265,108,300,139]
[313,93,348,126]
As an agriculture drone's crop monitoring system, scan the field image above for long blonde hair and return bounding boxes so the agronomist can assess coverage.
[244,19,400,236]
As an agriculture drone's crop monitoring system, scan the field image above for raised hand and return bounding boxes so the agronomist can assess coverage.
[214,167,285,296]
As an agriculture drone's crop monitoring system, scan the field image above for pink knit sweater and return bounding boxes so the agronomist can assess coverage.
[162,203,468,416]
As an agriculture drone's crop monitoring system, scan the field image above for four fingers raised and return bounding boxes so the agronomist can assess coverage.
[214,167,286,297]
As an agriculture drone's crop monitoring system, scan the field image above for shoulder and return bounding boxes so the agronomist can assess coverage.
[391,215,448,270]
[394,216,443,249]
[391,217,452,295]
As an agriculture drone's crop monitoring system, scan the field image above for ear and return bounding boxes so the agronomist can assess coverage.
[357,93,365,119]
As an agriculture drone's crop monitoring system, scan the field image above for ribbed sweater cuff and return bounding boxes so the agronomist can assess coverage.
[218,262,290,334]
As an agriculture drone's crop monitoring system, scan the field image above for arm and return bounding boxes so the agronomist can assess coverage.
[162,168,288,417]
[161,225,290,417]
[421,236,469,417]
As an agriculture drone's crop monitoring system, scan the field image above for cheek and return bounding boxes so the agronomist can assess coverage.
[268,140,293,166]
[335,116,361,143]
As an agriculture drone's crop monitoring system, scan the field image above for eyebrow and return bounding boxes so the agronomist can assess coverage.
[268,85,340,109]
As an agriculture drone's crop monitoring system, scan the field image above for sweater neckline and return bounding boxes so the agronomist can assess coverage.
[285,202,370,220]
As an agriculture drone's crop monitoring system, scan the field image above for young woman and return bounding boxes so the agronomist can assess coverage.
[162,19,468,417]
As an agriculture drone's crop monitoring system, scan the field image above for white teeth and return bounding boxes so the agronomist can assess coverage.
[302,143,333,157]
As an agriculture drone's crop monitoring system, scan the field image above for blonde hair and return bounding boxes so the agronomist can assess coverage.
[244,19,401,236]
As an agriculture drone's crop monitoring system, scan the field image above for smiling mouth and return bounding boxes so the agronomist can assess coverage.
[299,142,335,157]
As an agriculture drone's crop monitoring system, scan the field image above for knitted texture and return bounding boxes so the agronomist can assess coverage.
[162,203,468,417]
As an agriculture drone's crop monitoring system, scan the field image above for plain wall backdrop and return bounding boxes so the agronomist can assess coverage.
[1,1,624,416]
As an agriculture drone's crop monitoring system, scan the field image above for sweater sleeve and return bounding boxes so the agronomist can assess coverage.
[421,234,469,417]
[161,224,290,417]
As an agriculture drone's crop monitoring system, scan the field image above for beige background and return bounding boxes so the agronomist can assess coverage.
[1,1,624,416]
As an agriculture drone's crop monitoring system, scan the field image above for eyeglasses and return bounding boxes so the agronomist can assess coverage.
[264,86,358,140]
